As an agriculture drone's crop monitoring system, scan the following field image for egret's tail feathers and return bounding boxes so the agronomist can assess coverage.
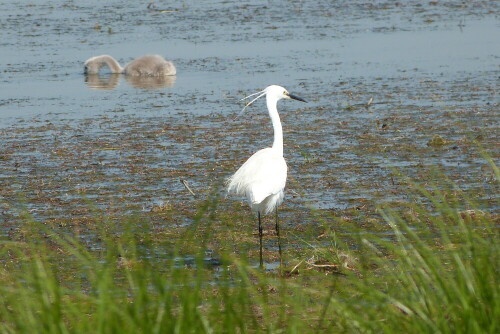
[250,190,284,215]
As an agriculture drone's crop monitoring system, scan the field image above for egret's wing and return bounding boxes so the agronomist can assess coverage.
[227,148,287,204]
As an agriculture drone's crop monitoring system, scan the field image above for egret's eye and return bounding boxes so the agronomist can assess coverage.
[283,91,288,96]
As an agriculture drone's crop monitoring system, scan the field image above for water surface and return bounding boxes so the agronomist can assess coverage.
[1,1,498,234]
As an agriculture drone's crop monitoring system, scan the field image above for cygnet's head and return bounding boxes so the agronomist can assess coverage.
[83,56,102,74]
[83,55,122,74]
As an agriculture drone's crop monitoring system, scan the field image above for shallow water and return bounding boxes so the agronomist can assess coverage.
[1,1,498,239]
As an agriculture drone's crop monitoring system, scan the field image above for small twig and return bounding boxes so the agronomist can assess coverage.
[180,179,196,197]
[288,259,305,275]
[147,0,175,12]
[308,262,339,269]
[344,100,392,110]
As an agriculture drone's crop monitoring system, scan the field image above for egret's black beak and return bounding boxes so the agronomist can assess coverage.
[288,93,307,103]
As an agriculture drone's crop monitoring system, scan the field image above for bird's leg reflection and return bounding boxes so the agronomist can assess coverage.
[258,212,263,268]
[275,207,283,269]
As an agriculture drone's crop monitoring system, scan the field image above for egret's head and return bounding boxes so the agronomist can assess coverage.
[237,85,307,117]
[265,85,307,103]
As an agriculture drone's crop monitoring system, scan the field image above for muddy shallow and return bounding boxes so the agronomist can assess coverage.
[0,1,498,243]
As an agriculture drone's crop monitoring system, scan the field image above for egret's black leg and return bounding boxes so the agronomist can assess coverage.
[258,211,263,268]
[275,207,283,267]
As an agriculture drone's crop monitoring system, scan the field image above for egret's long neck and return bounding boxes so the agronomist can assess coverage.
[267,95,283,156]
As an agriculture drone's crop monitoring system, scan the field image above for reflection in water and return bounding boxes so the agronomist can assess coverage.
[84,74,121,90]
[84,73,176,90]
[125,75,176,89]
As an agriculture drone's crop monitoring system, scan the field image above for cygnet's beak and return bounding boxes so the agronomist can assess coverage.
[287,93,307,103]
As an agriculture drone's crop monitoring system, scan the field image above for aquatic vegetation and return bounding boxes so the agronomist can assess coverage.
[0,160,497,333]
[427,134,450,146]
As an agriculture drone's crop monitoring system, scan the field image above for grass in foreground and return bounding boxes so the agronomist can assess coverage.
[0,164,498,333]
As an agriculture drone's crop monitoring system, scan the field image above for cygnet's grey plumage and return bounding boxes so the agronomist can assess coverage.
[84,54,176,76]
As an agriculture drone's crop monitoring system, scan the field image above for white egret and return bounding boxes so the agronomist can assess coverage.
[84,54,176,76]
[227,85,306,268]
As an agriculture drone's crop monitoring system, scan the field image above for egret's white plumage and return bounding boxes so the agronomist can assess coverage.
[84,54,176,76]
[227,84,306,267]
[228,147,287,214]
